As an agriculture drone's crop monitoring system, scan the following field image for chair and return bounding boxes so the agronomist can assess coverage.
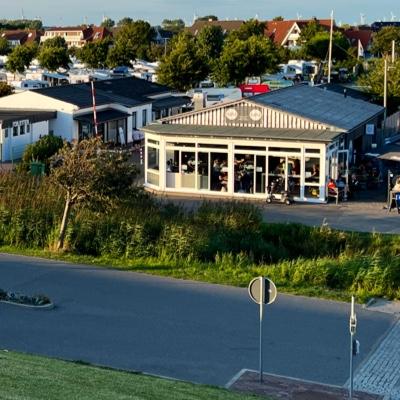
[327,186,345,204]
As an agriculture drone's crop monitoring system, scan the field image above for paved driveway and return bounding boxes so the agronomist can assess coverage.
[0,254,395,386]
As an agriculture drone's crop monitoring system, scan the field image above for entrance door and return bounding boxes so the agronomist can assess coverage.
[338,149,349,185]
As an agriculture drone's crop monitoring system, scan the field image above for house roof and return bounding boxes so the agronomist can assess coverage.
[73,109,129,124]
[265,19,332,45]
[33,77,173,109]
[1,30,42,44]
[187,20,245,35]
[247,84,384,131]
[318,83,373,102]
[343,28,373,49]
[151,96,191,111]
[143,123,341,143]
[0,109,57,128]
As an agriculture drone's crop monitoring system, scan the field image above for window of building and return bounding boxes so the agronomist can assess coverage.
[20,124,25,135]
[26,124,31,133]
[142,109,147,126]
[132,112,137,129]
[13,126,18,136]
[147,147,159,171]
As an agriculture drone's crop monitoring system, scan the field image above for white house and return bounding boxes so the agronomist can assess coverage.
[0,77,190,161]
[0,110,56,162]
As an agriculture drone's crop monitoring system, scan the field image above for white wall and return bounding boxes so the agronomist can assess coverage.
[1,120,49,162]
[0,91,77,142]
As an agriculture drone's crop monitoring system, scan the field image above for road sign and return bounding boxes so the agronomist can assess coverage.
[248,277,277,305]
[248,277,277,383]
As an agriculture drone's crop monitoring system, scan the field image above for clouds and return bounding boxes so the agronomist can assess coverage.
[1,0,398,26]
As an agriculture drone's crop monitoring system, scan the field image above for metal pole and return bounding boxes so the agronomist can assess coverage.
[349,296,356,400]
[259,277,264,383]
[383,58,387,135]
[327,10,334,84]
[392,40,395,63]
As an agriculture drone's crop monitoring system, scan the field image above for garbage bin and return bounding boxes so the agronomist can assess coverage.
[30,161,45,176]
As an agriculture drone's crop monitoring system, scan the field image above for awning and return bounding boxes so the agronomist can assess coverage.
[378,143,400,162]
[0,110,57,128]
[73,109,129,124]
[151,96,190,111]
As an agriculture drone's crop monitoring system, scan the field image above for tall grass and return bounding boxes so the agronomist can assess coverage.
[1,172,400,300]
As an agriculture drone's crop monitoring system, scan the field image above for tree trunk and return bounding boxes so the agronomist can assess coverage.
[57,195,72,251]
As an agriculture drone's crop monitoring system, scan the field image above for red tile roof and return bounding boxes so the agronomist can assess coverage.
[265,19,333,45]
[343,28,373,49]
[1,30,42,44]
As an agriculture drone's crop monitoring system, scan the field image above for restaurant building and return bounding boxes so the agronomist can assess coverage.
[143,85,384,203]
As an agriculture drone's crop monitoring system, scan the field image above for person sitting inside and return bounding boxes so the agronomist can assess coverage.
[310,164,319,181]
[219,172,228,192]
[392,177,400,193]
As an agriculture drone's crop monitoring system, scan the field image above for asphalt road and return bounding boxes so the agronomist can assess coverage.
[0,253,395,386]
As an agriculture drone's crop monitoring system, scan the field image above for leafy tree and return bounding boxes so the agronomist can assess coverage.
[196,25,224,71]
[0,81,14,97]
[38,46,70,71]
[5,43,37,73]
[78,39,111,68]
[303,31,350,61]
[370,26,400,56]
[117,17,133,26]
[38,37,69,70]
[20,134,64,173]
[298,20,325,45]
[0,37,10,55]
[101,17,115,28]
[230,19,266,40]
[50,138,138,250]
[272,16,284,21]
[161,19,185,34]
[42,36,68,50]
[148,42,170,61]
[358,58,400,108]
[107,20,155,66]
[196,15,218,21]
[157,31,208,91]
[212,35,280,86]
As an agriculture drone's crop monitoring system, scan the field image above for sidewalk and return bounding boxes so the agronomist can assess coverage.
[228,370,383,400]
[159,193,400,234]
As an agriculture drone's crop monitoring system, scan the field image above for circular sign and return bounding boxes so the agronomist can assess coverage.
[249,109,262,122]
[225,108,238,121]
[248,277,277,305]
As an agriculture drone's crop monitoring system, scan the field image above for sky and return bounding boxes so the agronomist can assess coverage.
[0,0,399,27]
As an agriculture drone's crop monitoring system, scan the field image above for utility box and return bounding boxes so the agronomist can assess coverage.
[30,161,45,176]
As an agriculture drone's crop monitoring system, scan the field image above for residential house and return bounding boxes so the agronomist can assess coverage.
[0,77,189,162]
[0,110,56,162]
[265,19,333,48]
[187,20,244,36]
[41,26,112,48]
[343,27,373,58]
[1,30,42,48]
[142,84,384,202]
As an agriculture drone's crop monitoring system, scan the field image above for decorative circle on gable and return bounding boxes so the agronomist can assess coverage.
[249,109,262,122]
[225,108,238,121]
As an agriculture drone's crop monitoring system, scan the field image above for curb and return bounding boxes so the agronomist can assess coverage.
[0,300,54,310]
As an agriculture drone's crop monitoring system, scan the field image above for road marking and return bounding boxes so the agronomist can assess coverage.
[353,320,400,399]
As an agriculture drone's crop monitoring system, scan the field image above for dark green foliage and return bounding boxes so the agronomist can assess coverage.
[1,172,400,300]
[20,135,64,173]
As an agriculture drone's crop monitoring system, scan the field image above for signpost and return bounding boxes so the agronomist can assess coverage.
[349,296,358,400]
[248,277,277,383]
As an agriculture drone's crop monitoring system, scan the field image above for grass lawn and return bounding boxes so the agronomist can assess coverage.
[0,246,351,302]
[0,350,265,400]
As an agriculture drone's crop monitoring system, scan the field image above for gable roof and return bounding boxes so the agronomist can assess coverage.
[265,19,332,45]
[343,28,373,49]
[1,30,42,44]
[188,20,245,35]
[248,84,383,131]
[33,77,172,108]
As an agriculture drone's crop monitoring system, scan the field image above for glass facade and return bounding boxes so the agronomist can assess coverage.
[146,135,328,202]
